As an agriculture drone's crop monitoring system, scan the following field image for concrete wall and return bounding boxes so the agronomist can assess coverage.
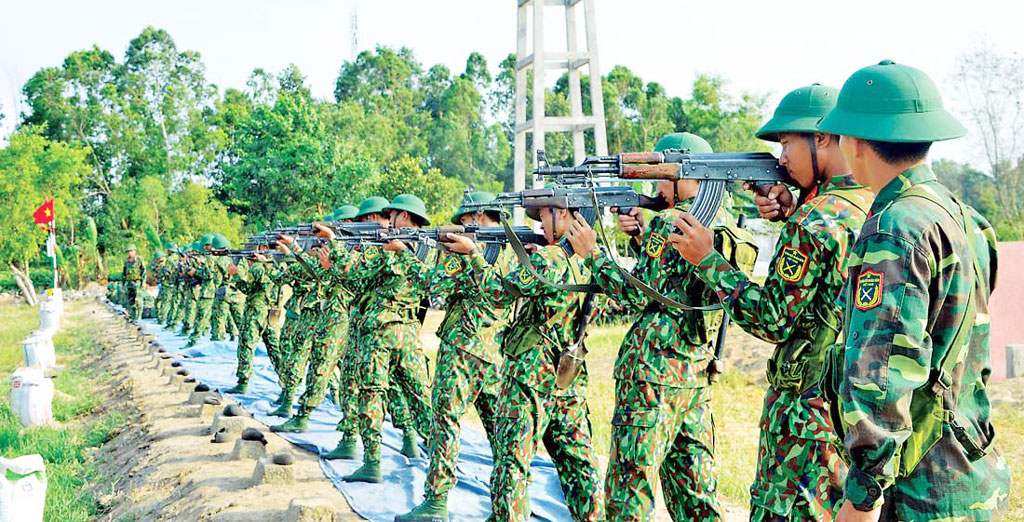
[990,241,1024,381]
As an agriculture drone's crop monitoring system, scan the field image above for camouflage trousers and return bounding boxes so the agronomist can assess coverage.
[155,284,172,323]
[276,310,315,399]
[235,302,282,384]
[357,321,432,461]
[749,387,846,522]
[296,311,349,417]
[605,380,721,522]
[168,284,188,328]
[189,297,215,343]
[424,343,501,499]
[334,330,413,440]
[489,379,603,522]
[211,292,244,341]
[125,282,143,320]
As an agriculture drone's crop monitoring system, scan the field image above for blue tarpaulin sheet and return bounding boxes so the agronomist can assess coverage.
[137,318,572,522]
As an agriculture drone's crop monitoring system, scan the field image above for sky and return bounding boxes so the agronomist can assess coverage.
[2,0,1022,168]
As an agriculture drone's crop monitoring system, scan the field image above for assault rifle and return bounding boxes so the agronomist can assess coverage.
[379,224,547,265]
[532,149,790,226]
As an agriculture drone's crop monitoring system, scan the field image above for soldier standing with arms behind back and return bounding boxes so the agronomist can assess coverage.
[815,60,1010,522]
[669,87,874,521]
[122,243,146,321]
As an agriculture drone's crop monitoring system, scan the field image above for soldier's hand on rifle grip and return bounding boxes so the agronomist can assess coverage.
[565,211,598,258]
[227,263,238,276]
[254,253,269,263]
[277,234,296,247]
[312,222,335,240]
[744,182,795,222]
[612,207,644,237]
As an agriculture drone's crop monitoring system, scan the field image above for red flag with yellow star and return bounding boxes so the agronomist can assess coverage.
[33,198,55,232]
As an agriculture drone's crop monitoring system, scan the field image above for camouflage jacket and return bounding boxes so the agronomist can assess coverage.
[588,196,757,389]
[159,254,179,285]
[402,246,514,365]
[192,255,221,299]
[281,256,324,317]
[232,258,276,310]
[466,244,595,397]
[122,257,146,283]
[696,175,872,438]
[326,244,422,331]
[839,165,1009,517]
[294,243,355,325]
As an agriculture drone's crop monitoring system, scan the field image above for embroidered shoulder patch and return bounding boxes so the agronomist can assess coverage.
[645,232,667,258]
[363,246,380,260]
[444,256,463,275]
[777,246,810,283]
[517,269,535,286]
[854,270,884,311]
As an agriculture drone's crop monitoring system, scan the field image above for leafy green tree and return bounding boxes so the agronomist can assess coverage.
[373,155,463,226]
[0,128,89,303]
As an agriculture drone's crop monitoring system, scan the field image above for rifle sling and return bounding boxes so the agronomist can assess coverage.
[500,216,601,292]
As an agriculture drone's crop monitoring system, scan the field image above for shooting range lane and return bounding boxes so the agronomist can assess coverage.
[136,319,573,522]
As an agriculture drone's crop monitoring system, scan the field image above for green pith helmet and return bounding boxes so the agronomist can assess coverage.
[322,211,336,221]
[355,197,390,219]
[155,250,167,260]
[162,239,175,251]
[334,205,359,221]
[818,60,966,143]
[199,234,214,247]
[383,194,431,226]
[451,191,509,225]
[756,83,839,141]
[211,234,230,250]
[124,244,137,253]
[654,132,713,154]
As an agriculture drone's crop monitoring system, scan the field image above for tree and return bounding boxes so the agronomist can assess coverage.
[0,128,89,304]
[952,42,1024,239]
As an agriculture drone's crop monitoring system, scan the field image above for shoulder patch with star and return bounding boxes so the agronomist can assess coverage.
[444,256,463,275]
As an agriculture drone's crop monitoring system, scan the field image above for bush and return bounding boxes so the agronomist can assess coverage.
[0,267,54,293]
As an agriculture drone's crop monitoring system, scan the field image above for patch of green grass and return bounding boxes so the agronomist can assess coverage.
[0,301,123,521]
[993,404,1024,521]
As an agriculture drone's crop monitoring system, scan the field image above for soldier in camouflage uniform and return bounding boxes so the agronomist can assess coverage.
[225,248,283,394]
[334,194,434,484]
[816,61,1010,522]
[156,242,179,323]
[396,192,512,522]
[169,243,196,329]
[267,247,323,417]
[567,133,758,522]
[446,203,604,522]
[320,198,394,461]
[672,89,876,521]
[270,233,356,433]
[187,234,219,347]
[209,234,245,342]
[121,244,146,320]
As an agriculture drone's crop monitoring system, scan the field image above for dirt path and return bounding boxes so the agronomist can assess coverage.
[86,301,363,522]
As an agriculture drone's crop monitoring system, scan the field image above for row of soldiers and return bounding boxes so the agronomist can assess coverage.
[134,61,1008,522]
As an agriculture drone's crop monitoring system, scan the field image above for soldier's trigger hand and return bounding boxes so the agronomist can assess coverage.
[277,234,295,246]
[745,182,795,222]
[615,207,644,237]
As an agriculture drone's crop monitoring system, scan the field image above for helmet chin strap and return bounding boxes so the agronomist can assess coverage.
[799,134,825,206]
